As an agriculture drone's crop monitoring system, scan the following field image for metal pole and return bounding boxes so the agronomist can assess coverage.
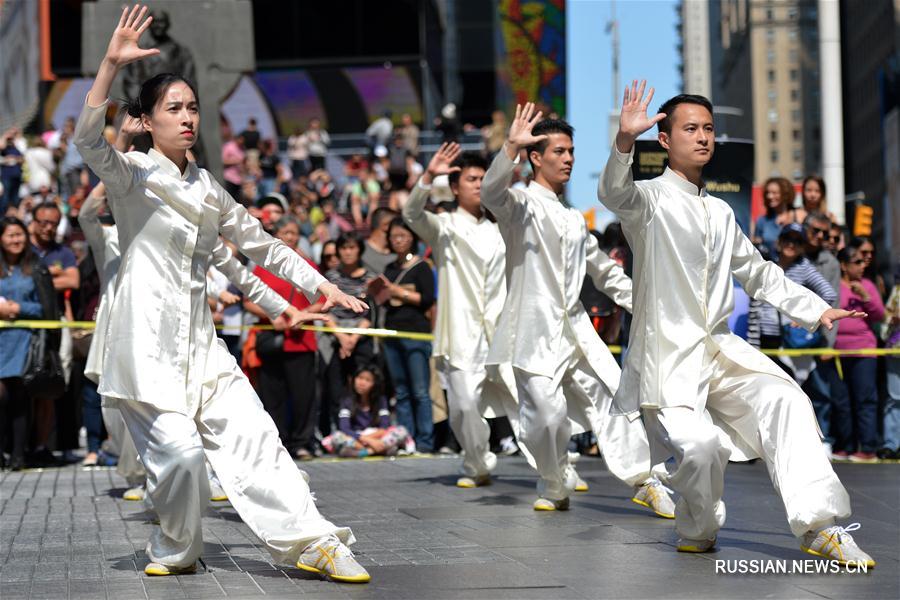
[611,0,619,108]
[818,0,846,224]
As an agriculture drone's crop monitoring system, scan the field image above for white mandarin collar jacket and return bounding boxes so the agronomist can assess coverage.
[74,99,323,415]
[480,149,632,390]
[402,179,506,370]
[598,146,829,417]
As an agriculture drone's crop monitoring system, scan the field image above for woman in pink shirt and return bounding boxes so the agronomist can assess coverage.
[833,246,885,461]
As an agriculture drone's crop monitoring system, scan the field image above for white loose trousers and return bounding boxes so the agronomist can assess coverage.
[642,349,850,540]
[445,366,497,478]
[118,342,352,568]
[514,349,653,501]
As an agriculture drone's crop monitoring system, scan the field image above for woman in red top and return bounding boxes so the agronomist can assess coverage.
[244,216,321,459]
[832,246,885,462]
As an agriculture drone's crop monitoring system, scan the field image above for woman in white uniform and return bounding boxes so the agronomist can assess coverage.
[74,5,370,582]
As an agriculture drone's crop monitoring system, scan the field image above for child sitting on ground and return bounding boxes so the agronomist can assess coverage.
[322,365,410,457]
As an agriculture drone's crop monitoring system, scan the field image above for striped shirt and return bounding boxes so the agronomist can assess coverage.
[746,257,836,345]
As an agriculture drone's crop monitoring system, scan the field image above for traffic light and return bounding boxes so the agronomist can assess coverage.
[853,205,873,237]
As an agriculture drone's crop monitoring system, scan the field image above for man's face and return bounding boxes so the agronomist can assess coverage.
[659,103,714,169]
[805,218,830,250]
[149,12,169,39]
[32,207,60,245]
[530,133,574,186]
[452,167,485,214]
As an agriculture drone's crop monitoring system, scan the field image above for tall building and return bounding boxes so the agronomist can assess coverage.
[680,0,713,98]
[839,0,900,253]
[713,0,822,183]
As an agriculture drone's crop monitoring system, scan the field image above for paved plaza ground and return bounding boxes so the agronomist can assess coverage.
[1,454,897,599]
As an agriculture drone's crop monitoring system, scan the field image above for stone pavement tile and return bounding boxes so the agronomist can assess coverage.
[105,581,149,599]
[28,581,68,600]
[794,579,900,600]
[0,582,30,599]
[450,523,655,549]
[69,578,109,598]
[209,571,265,597]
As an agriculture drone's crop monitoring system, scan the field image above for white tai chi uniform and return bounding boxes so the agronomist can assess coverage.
[598,145,851,540]
[480,148,656,501]
[75,98,352,569]
[403,178,526,478]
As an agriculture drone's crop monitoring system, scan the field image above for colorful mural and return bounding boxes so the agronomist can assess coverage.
[496,0,566,117]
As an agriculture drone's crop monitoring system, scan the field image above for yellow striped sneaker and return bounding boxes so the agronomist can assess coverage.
[800,523,875,567]
[677,537,716,553]
[144,562,197,576]
[122,486,145,502]
[456,474,491,488]
[533,497,570,511]
[296,535,370,583]
[574,475,589,492]
[632,479,675,519]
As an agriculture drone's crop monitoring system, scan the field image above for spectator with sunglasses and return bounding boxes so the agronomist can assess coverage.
[801,212,842,451]
[831,247,885,462]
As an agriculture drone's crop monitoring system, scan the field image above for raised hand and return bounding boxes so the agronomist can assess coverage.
[616,80,665,152]
[425,143,462,180]
[820,308,867,330]
[104,5,159,68]
[506,103,547,156]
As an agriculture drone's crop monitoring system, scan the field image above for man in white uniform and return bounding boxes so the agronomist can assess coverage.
[403,143,524,487]
[481,103,674,514]
[598,80,874,566]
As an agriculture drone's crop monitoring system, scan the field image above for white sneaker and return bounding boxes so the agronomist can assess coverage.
[122,486,145,501]
[574,474,589,492]
[499,436,520,456]
[533,497,570,511]
[456,474,491,488]
[296,535,370,583]
[209,480,228,502]
[800,523,876,567]
[632,479,676,519]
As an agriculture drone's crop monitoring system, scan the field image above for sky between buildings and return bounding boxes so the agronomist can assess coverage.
[567,0,681,220]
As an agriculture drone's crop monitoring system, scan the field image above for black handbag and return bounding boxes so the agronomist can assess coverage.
[22,329,66,400]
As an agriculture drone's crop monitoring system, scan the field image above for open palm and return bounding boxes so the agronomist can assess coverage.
[426,142,462,177]
[507,103,547,148]
[104,5,159,67]
[619,80,665,139]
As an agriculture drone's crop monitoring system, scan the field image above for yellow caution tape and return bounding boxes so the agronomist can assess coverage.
[0,319,435,341]
[2,321,899,355]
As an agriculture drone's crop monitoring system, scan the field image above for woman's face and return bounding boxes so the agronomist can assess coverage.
[353,370,375,397]
[338,241,361,268]
[275,222,300,249]
[857,241,874,267]
[803,180,823,210]
[1,224,27,259]
[142,82,200,153]
[842,250,866,281]
[777,237,801,263]
[389,225,414,256]
[764,183,783,210]
[321,243,339,270]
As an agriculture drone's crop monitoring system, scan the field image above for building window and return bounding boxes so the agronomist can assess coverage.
[768,70,775,82]
[790,89,799,101]
[788,29,798,41]
[789,49,798,62]
[768,89,777,101]
[768,109,779,123]
[788,7,798,19]
[790,69,799,81]
[793,128,801,141]
[793,149,802,161]
[766,29,775,43]
[770,130,778,142]
[768,49,776,63]
[766,8,774,20]
[792,109,802,122]
[771,150,779,163]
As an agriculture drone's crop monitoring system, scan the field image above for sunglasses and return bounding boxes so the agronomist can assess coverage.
[828,235,841,243]
[808,226,829,237]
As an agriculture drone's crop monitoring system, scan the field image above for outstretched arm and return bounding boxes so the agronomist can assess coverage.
[730,214,864,331]
[585,232,633,313]
[403,142,459,244]
[481,103,546,222]
[598,80,664,226]
[210,241,289,321]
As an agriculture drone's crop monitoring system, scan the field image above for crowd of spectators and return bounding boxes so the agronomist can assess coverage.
[0,114,897,472]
